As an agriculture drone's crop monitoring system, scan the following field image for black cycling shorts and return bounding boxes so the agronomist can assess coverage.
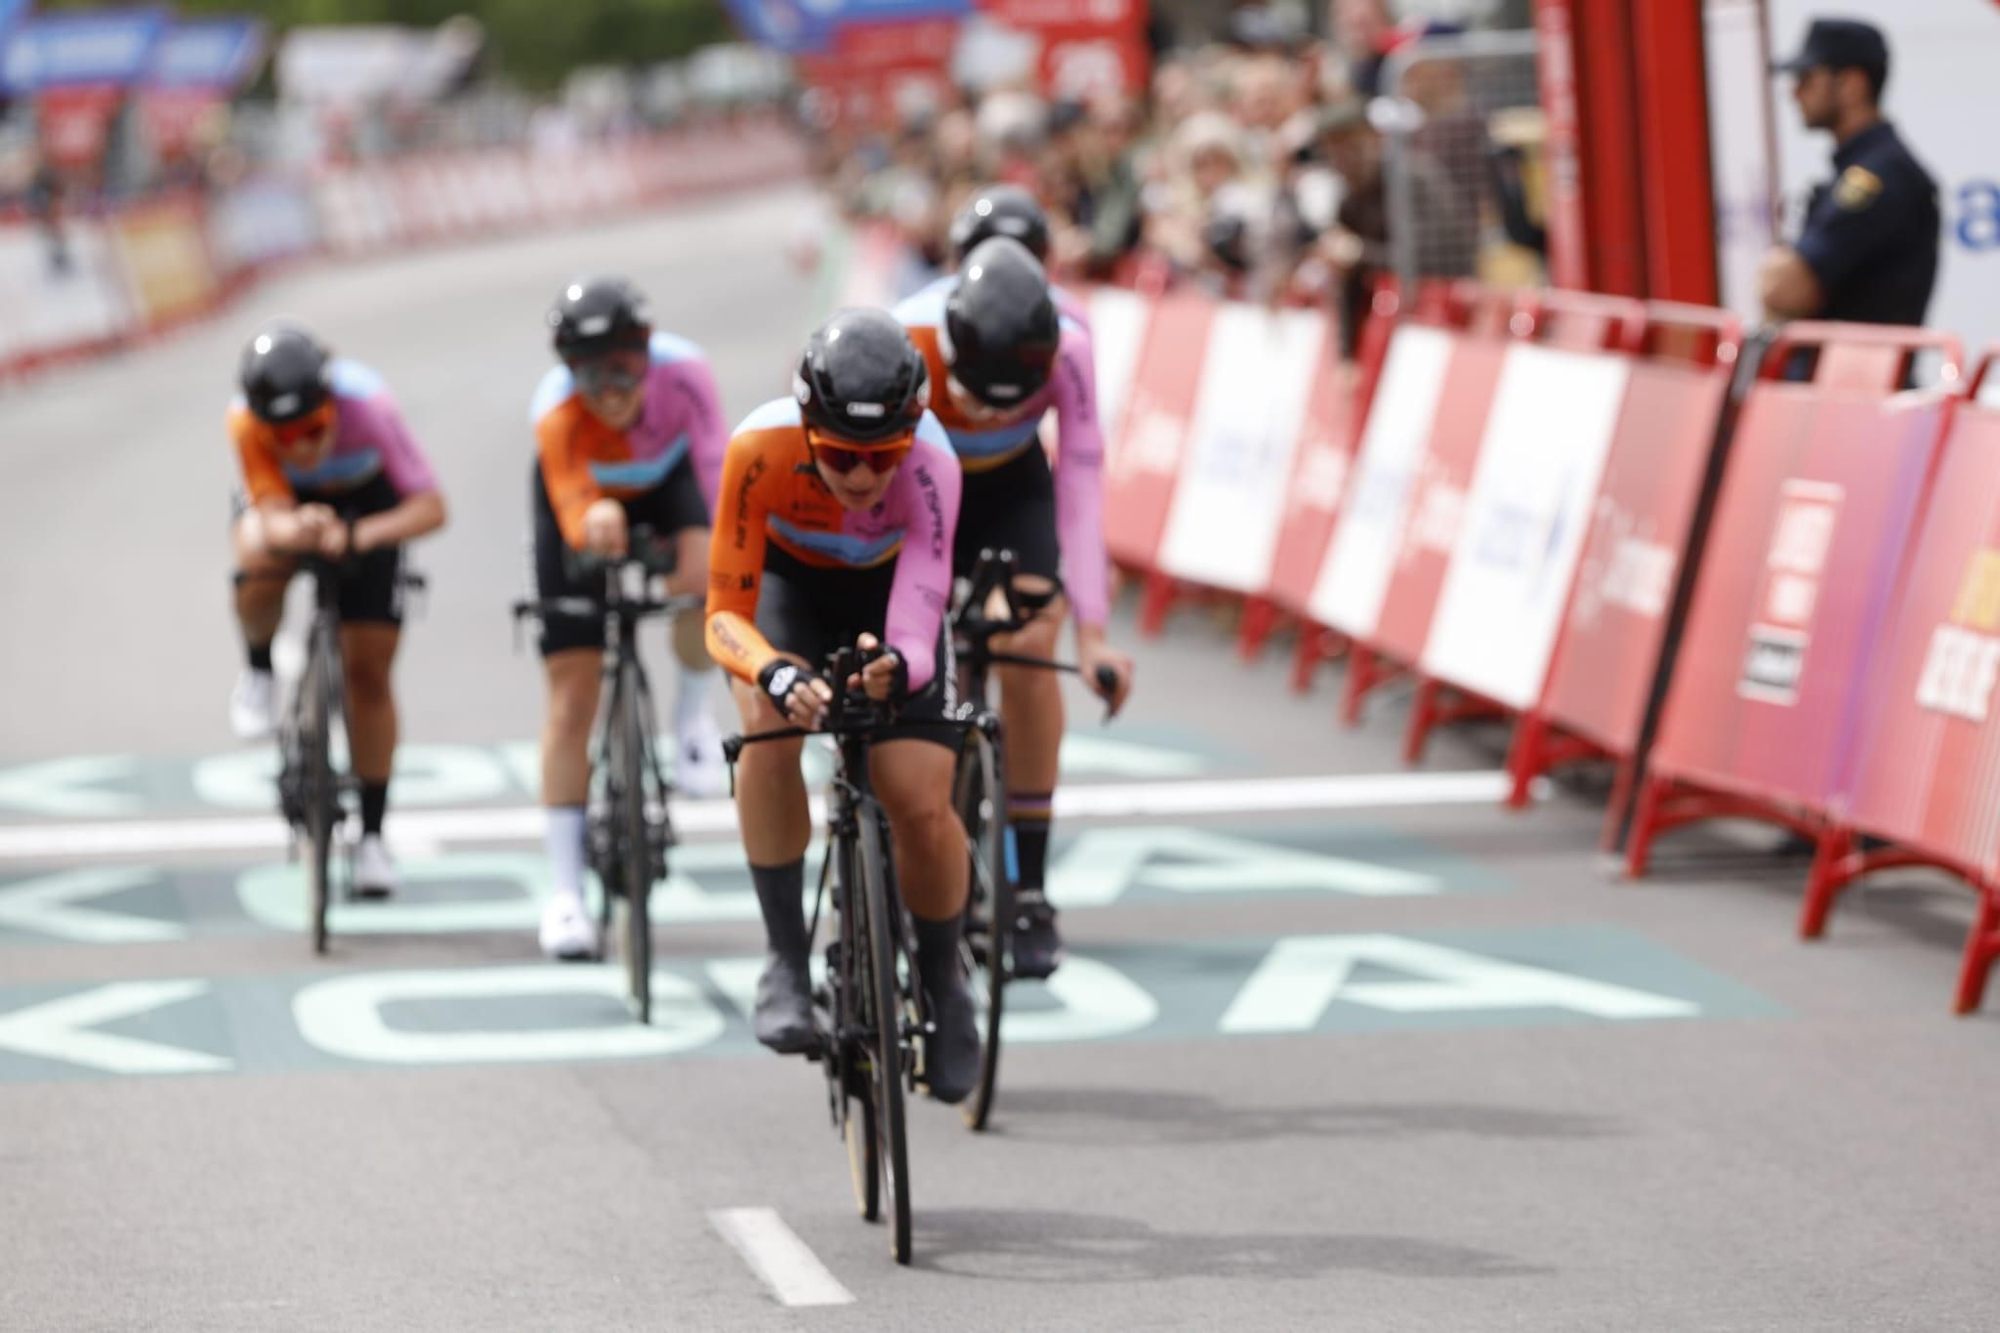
[755,545,962,751]
[953,441,1062,595]
[231,472,410,627]
[530,458,710,656]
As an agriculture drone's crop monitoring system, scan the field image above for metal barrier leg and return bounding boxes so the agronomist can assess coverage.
[1624,776,1666,880]
[1505,713,1548,809]
[1404,677,1441,764]
[1340,646,1376,726]
[1799,826,1856,939]
[1290,623,1332,693]
[1236,598,1279,662]
[1139,573,1176,637]
[1953,884,2000,1015]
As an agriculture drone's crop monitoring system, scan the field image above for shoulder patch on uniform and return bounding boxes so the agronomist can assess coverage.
[1835,165,1884,212]
[735,397,803,435]
[327,359,386,400]
[529,365,576,425]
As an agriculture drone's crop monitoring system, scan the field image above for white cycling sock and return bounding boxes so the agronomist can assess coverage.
[675,667,717,742]
[545,806,587,901]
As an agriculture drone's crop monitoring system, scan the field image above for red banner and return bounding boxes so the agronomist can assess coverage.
[1539,358,1731,752]
[1646,385,1950,811]
[984,0,1150,101]
[37,86,126,175]
[140,87,224,164]
[1370,334,1509,665]
[1103,293,1215,572]
[1265,339,1356,615]
[1843,384,2000,875]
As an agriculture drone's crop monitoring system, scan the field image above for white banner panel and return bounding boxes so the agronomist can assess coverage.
[1305,324,1456,635]
[1155,304,1324,594]
[0,221,133,365]
[1421,344,1632,709]
[1087,286,1149,464]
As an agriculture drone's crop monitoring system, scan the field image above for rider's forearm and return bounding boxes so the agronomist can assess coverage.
[356,491,446,552]
[705,610,779,685]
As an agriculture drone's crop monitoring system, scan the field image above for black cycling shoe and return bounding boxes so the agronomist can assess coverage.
[753,954,817,1054]
[923,980,981,1105]
[1010,891,1064,980]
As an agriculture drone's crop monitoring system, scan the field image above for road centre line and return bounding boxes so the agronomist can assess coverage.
[0,771,1536,863]
[709,1208,856,1308]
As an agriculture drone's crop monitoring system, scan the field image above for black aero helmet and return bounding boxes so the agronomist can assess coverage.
[549,276,652,360]
[943,237,1059,408]
[239,323,332,424]
[949,184,1050,266]
[794,309,930,445]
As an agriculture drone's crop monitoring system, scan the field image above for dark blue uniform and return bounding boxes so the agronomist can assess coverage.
[1794,120,1940,326]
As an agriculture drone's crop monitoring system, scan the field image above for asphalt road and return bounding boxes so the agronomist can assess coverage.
[2,185,1996,1331]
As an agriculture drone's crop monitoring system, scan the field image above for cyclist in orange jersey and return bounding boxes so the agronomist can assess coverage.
[706,309,980,1105]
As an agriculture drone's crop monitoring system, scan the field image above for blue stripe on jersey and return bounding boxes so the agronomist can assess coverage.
[648,330,703,365]
[286,448,383,489]
[769,517,904,567]
[588,435,689,489]
[944,416,1041,459]
[893,281,951,328]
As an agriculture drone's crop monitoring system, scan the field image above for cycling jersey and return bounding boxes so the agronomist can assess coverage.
[892,284,1110,627]
[705,399,960,692]
[530,331,727,550]
[230,360,438,505]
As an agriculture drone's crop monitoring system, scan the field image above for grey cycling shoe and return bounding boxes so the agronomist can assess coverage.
[753,953,817,1054]
[923,978,981,1105]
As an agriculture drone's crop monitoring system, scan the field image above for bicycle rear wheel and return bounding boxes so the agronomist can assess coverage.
[835,829,881,1221]
[857,808,912,1264]
[615,660,653,1023]
[955,722,1011,1131]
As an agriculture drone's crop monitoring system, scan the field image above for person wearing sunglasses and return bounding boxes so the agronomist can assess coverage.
[530,276,729,961]
[228,322,449,898]
[894,235,1133,982]
[704,309,984,1105]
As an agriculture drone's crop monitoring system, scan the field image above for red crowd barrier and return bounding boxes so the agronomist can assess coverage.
[1504,302,1743,816]
[1103,293,1217,593]
[1801,346,2000,1010]
[1626,322,1963,876]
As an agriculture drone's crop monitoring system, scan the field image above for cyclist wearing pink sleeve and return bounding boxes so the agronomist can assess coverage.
[894,236,1134,983]
[227,325,449,897]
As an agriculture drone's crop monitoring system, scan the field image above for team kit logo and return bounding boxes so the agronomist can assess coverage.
[1916,548,2000,722]
[1738,479,1842,705]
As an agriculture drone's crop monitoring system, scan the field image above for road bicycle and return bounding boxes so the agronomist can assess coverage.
[514,527,701,1023]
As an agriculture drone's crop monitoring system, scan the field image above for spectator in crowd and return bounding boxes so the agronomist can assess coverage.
[1332,0,1397,97]
[1309,97,1474,358]
[1143,109,1284,297]
[1761,17,1939,328]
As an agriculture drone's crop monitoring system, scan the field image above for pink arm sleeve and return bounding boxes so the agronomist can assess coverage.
[350,391,439,497]
[1051,320,1110,626]
[884,421,961,691]
[667,357,728,515]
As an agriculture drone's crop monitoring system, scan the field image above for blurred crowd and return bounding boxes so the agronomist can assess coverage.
[805,0,1549,359]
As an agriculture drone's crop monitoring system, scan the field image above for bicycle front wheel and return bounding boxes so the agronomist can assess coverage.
[616,659,653,1023]
[955,722,1011,1131]
[857,809,912,1264]
[302,636,340,955]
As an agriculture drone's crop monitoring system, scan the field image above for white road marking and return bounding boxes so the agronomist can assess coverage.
[0,866,186,942]
[0,980,232,1074]
[709,1207,856,1308]
[0,771,1537,863]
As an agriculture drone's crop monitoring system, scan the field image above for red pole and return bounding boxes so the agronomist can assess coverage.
[1630,0,1722,305]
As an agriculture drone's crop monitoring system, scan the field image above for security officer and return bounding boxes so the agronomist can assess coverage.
[1761,18,1940,327]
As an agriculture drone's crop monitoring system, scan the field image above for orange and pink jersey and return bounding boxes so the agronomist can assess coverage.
[229,360,438,505]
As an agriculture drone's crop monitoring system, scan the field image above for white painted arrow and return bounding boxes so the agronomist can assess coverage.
[0,867,183,943]
[1221,934,1699,1033]
[0,755,142,817]
[0,980,232,1073]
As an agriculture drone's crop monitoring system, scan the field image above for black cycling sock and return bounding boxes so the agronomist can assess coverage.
[247,642,274,673]
[1007,793,1053,893]
[360,781,389,837]
[912,911,964,1001]
[751,859,809,966]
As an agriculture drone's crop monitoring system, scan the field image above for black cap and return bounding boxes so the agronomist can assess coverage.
[1773,18,1888,80]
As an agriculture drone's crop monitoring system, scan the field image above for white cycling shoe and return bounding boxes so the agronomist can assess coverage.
[352,835,399,900]
[676,710,729,799]
[540,893,600,962]
[230,668,278,741]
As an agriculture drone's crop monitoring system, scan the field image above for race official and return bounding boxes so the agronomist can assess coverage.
[1761,18,1939,328]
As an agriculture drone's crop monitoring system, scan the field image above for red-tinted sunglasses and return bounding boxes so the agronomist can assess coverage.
[271,401,336,445]
[807,427,914,476]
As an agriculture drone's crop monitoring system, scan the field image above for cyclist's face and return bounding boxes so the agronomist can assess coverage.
[572,349,648,430]
[808,428,909,510]
[271,402,336,468]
